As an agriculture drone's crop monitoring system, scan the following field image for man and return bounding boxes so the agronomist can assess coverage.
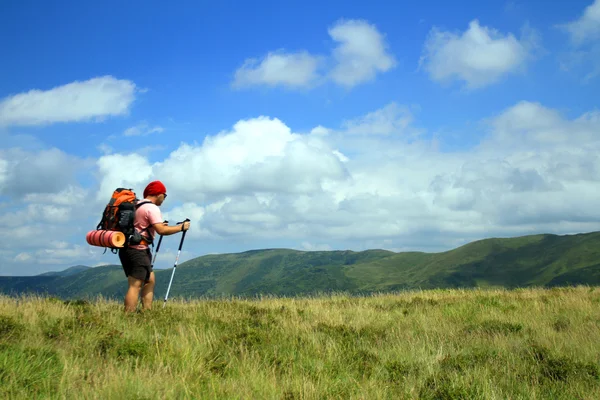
[118,180,191,312]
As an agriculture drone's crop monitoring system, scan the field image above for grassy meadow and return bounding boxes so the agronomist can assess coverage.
[1,286,599,399]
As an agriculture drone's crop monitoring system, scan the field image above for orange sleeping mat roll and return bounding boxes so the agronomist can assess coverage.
[86,230,126,248]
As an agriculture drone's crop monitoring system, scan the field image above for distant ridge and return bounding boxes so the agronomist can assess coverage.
[38,265,91,277]
[1,231,599,300]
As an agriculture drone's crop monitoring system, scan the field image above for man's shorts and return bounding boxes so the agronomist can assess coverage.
[118,247,153,282]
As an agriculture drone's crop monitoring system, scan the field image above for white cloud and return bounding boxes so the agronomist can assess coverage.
[14,252,33,263]
[558,44,600,83]
[0,204,75,229]
[0,148,87,198]
[484,100,599,147]
[0,152,96,256]
[559,0,600,45]
[6,100,600,276]
[184,102,599,246]
[0,131,46,151]
[13,242,94,265]
[557,1,600,83]
[310,125,331,136]
[96,153,154,201]
[428,102,600,228]
[0,197,109,274]
[0,158,8,189]
[231,19,395,89]
[0,76,137,126]
[87,101,599,253]
[35,205,71,223]
[124,121,164,136]
[94,114,349,208]
[420,20,539,89]
[97,143,113,155]
[232,51,321,89]
[328,19,396,87]
[160,202,213,239]
[340,102,416,135]
[153,116,349,200]
[23,185,89,206]
[301,242,332,251]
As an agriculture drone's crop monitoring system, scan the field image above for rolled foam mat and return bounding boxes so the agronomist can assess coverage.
[86,230,126,248]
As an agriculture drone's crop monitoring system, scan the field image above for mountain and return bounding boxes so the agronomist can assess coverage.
[1,231,599,300]
[38,265,91,277]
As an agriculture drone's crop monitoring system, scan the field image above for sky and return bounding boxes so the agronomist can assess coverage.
[1,0,599,276]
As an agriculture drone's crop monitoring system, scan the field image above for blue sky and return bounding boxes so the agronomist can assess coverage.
[1,0,599,275]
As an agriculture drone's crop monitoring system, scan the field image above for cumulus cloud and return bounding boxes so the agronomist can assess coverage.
[559,0,600,45]
[232,51,322,89]
[430,101,600,229]
[0,76,137,126]
[0,145,99,275]
[259,105,593,242]
[0,148,87,198]
[13,242,94,265]
[0,217,96,275]
[0,158,8,190]
[6,100,600,276]
[558,45,600,83]
[231,19,395,89]
[1,204,72,228]
[0,197,111,275]
[23,185,89,206]
[340,102,417,136]
[94,115,350,210]
[0,131,46,151]
[153,116,349,200]
[86,101,600,255]
[123,121,164,136]
[557,1,600,83]
[95,153,154,201]
[420,20,539,89]
[328,19,396,87]
[484,100,599,148]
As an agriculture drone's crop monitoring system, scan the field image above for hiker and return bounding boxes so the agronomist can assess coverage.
[118,180,191,312]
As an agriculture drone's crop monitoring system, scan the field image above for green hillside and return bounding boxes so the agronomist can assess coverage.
[0,265,125,298]
[345,231,600,291]
[1,231,600,300]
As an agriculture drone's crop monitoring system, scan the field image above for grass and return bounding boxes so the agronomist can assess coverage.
[1,286,599,399]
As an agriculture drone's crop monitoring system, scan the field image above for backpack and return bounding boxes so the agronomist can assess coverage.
[96,188,153,253]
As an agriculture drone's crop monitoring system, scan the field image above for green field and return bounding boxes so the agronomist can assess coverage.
[1,286,599,399]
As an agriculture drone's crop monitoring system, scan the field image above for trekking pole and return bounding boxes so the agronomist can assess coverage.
[163,218,190,308]
[150,220,168,268]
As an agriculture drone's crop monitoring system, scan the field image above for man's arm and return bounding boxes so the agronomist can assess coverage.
[153,221,190,236]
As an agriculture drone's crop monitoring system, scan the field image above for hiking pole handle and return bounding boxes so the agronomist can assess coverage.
[177,218,190,250]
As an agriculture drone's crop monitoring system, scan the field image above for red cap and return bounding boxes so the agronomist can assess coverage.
[143,180,167,198]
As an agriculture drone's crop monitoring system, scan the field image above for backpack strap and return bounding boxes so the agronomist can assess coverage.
[134,200,155,245]
[136,200,152,208]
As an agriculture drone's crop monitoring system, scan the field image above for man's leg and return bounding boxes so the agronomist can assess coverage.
[141,272,155,310]
[124,276,143,312]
